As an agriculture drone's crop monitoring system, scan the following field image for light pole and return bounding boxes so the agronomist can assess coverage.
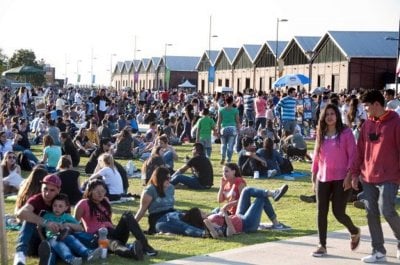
[164,43,172,90]
[305,51,316,92]
[274,18,288,82]
[110,53,116,87]
[76,59,82,84]
[208,15,218,94]
[385,19,400,96]
[90,48,97,86]
[64,54,69,87]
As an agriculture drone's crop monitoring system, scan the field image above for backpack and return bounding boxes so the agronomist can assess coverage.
[280,157,293,174]
[17,152,33,171]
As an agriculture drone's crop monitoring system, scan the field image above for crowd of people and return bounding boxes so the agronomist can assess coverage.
[1,84,399,264]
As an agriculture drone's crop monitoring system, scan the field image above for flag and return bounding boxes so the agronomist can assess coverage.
[134,71,139,83]
[396,55,400,77]
[92,74,96,84]
[208,66,215,82]
[166,69,171,84]
[77,74,81,83]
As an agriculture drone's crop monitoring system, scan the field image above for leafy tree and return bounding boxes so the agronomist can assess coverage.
[8,49,45,86]
[0,48,8,75]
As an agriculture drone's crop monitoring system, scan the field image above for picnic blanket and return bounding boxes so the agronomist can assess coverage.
[274,171,309,180]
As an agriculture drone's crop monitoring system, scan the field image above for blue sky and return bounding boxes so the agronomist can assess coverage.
[0,0,399,85]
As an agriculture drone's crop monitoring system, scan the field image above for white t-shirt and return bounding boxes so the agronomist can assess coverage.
[95,167,123,195]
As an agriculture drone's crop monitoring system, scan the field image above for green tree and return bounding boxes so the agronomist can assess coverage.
[0,48,8,75]
[8,49,45,86]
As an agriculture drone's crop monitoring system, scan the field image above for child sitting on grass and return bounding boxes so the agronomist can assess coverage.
[42,193,101,265]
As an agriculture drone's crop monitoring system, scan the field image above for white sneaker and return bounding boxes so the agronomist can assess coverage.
[361,251,386,263]
[267,169,277,178]
[13,251,26,265]
[397,248,400,260]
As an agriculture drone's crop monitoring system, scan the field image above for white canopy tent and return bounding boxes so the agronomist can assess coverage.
[177,80,196,89]
[215,86,234,93]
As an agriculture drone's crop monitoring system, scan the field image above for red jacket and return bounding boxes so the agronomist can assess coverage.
[352,110,400,184]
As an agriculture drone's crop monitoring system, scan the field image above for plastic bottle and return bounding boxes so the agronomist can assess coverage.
[98,227,109,259]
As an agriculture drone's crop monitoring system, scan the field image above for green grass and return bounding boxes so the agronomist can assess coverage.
[4,142,370,264]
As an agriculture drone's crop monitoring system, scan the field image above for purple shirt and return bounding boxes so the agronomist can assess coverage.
[312,128,356,182]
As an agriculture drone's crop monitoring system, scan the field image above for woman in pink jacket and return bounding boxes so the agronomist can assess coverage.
[311,103,360,257]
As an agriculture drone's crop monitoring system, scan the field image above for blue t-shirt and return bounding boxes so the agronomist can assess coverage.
[44,145,62,167]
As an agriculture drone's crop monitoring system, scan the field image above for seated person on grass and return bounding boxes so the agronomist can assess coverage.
[204,185,291,238]
[42,193,102,265]
[237,136,267,177]
[169,142,213,190]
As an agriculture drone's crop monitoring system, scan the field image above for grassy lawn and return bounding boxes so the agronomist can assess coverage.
[4,141,370,264]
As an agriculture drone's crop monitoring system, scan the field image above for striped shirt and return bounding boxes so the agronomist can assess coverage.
[274,96,297,121]
[243,94,254,111]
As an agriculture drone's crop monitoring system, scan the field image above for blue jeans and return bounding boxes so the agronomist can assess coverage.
[156,212,204,237]
[220,134,236,162]
[236,187,276,233]
[49,235,90,262]
[282,120,297,135]
[12,147,39,164]
[179,120,192,142]
[163,150,174,169]
[244,109,254,126]
[362,182,400,254]
[170,174,209,190]
[16,221,56,265]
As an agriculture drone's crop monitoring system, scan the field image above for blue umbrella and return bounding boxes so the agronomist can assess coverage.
[273,74,310,88]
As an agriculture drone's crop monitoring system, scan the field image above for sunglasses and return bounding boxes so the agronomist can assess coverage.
[8,156,16,160]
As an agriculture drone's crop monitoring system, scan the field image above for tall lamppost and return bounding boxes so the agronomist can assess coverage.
[76,59,82,85]
[110,53,116,87]
[385,19,400,96]
[274,18,288,82]
[164,43,172,90]
[90,48,97,86]
[305,51,316,92]
[208,15,218,94]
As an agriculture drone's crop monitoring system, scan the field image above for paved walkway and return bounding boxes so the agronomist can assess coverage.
[157,223,399,265]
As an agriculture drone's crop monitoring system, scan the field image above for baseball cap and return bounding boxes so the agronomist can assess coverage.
[41,174,62,188]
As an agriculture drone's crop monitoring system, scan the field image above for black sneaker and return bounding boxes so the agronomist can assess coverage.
[300,194,316,203]
[272,184,289,202]
[38,241,52,265]
[143,245,158,256]
[130,240,144,260]
[353,200,365,209]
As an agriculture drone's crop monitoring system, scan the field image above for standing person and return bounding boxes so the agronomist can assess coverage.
[195,108,215,158]
[169,142,213,190]
[179,103,194,143]
[74,179,157,259]
[217,95,241,164]
[254,90,267,130]
[243,89,255,126]
[274,87,297,135]
[92,88,111,125]
[311,103,360,257]
[351,90,400,263]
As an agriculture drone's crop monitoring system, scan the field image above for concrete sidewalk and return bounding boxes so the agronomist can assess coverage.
[157,223,399,265]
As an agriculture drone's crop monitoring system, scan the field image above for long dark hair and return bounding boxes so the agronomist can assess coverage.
[181,207,205,229]
[224,163,242,178]
[149,166,170,197]
[15,166,48,210]
[316,103,346,155]
[83,179,111,219]
[262,138,274,159]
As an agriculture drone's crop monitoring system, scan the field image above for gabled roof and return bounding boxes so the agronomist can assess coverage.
[280,36,321,59]
[124,61,134,73]
[141,58,150,70]
[148,57,161,71]
[207,50,219,65]
[195,50,219,70]
[164,56,200,71]
[316,31,398,59]
[265,40,289,59]
[115,61,125,74]
[214,47,240,67]
[242,44,262,62]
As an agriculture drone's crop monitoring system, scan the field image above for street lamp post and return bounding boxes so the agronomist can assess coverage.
[306,51,316,92]
[385,19,400,96]
[76,59,82,85]
[208,15,218,94]
[90,48,97,86]
[274,18,288,82]
[164,43,172,90]
[110,53,117,87]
